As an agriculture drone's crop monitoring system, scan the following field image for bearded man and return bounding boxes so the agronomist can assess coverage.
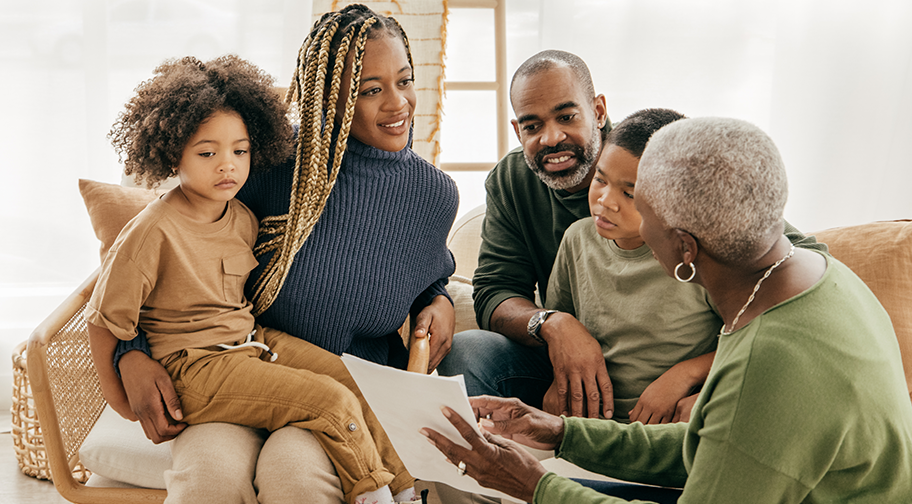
[437,50,616,418]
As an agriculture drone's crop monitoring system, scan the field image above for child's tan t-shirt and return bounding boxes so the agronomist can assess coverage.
[86,197,260,360]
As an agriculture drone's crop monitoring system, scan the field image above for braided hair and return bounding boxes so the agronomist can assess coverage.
[250,3,413,316]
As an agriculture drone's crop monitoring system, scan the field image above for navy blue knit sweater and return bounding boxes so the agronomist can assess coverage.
[237,135,458,366]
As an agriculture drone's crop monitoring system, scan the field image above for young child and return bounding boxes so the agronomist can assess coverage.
[86,54,419,504]
[545,108,721,424]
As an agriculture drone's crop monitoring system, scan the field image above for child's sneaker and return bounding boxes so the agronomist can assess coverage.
[394,488,427,504]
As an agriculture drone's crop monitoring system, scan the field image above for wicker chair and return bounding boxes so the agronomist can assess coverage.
[26,269,162,503]
[26,268,431,503]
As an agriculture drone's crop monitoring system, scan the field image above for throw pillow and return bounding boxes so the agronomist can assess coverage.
[78,179,160,262]
[814,219,912,402]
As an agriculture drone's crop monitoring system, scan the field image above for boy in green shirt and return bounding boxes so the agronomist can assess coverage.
[546,108,718,423]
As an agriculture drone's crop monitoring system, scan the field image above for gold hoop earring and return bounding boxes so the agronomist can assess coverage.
[674,262,696,282]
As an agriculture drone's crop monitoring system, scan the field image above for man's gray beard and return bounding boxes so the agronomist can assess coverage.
[525,125,601,191]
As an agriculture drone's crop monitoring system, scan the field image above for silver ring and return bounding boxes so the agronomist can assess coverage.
[456,460,467,476]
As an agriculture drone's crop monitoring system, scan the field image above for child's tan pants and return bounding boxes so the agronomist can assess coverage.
[160,325,413,504]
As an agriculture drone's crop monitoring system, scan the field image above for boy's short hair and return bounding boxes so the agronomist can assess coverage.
[605,108,686,158]
[109,55,293,188]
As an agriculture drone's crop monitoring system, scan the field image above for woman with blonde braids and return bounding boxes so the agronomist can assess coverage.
[115,5,457,503]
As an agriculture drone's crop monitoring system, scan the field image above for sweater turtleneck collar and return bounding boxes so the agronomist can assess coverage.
[344,126,414,161]
[340,127,415,176]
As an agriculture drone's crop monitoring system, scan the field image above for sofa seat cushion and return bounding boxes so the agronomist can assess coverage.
[814,219,912,402]
[79,406,171,489]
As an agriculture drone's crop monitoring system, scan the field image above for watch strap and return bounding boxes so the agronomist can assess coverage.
[527,309,558,345]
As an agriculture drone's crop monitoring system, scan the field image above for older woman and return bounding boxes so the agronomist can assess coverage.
[422,117,912,503]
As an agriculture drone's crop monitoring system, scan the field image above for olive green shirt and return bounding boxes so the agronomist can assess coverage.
[536,254,912,503]
[546,219,720,421]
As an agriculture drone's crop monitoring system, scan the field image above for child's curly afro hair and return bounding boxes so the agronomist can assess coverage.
[109,55,293,188]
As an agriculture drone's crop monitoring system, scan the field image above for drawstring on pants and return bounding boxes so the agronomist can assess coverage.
[218,329,278,362]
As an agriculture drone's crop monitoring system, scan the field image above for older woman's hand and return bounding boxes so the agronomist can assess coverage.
[420,403,551,503]
[470,395,565,450]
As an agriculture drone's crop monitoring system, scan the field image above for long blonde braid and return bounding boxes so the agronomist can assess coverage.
[251,5,409,316]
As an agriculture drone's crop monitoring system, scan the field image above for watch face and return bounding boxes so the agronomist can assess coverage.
[528,311,545,333]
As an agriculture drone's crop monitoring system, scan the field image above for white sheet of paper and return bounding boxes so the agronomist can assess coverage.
[341,354,519,502]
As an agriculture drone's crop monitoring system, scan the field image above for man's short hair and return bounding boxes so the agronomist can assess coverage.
[510,50,595,99]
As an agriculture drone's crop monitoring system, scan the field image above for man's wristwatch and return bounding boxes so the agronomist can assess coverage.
[527,309,558,345]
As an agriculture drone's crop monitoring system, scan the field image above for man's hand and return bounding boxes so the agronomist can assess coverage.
[412,294,455,372]
[119,350,187,443]
[540,312,613,418]
[543,381,595,417]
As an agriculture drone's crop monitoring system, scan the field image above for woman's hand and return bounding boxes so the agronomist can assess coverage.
[119,350,187,443]
[412,294,455,372]
[472,395,565,450]
[421,405,549,503]
[87,322,138,422]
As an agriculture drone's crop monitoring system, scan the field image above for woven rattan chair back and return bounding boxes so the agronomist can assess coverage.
[27,270,167,503]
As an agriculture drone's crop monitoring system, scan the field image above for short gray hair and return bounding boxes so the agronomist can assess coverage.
[637,117,788,264]
[510,50,595,100]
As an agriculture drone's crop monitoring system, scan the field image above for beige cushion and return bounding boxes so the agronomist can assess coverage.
[78,179,161,262]
[78,406,170,489]
[814,220,912,402]
[446,204,485,332]
[447,204,485,279]
[448,275,478,333]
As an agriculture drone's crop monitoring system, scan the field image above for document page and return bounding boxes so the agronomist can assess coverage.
[341,354,519,501]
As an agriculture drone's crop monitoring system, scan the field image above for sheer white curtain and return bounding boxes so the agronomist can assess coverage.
[516,0,912,231]
[447,0,912,233]
[0,0,317,410]
[2,0,910,406]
